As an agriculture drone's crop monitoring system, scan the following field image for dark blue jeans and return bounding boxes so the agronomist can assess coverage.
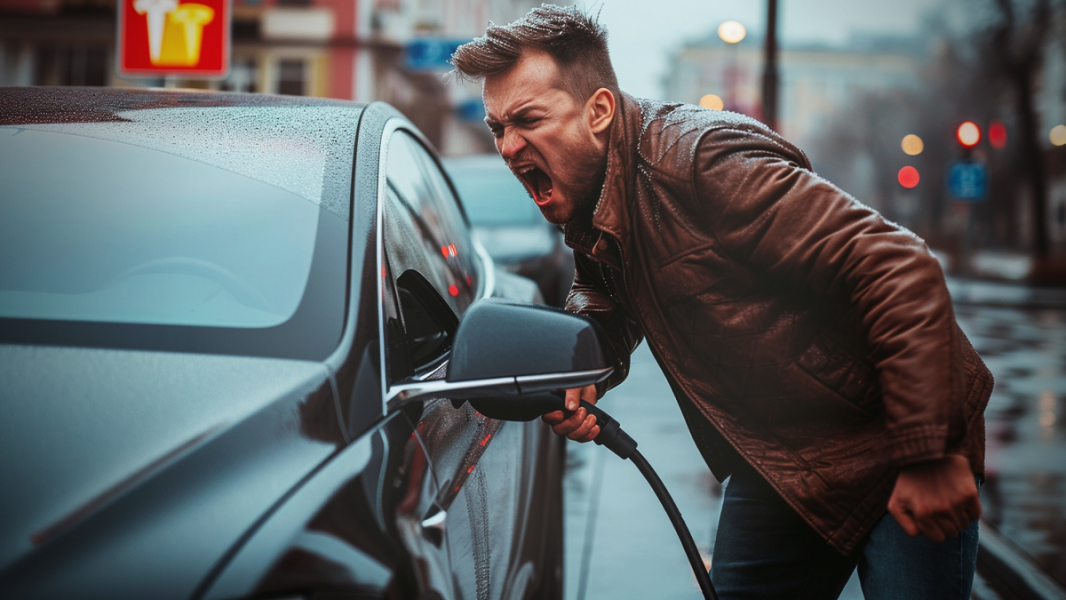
[710,460,979,600]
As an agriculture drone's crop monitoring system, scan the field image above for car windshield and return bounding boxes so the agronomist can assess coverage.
[0,126,319,328]
[445,161,543,227]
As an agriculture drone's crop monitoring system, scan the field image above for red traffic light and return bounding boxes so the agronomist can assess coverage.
[957,122,981,147]
[898,166,920,189]
[989,120,1007,148]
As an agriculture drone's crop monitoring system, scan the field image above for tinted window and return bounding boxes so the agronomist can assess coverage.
[0,128,318,328]
[385,132,479,314]
[0,101,355,361]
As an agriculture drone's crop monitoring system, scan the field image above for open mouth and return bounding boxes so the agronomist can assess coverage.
[515,165,554,206]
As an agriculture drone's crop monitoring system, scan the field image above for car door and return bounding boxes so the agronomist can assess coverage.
[380,128,562,600]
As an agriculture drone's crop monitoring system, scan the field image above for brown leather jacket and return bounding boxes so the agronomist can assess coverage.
[564,94,993,554]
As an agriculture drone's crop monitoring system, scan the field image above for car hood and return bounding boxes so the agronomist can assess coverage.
[0,343,337,573]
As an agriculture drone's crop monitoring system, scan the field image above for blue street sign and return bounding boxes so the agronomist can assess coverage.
[404,38,470,72]
[948,161,987,201]
[456,98,486,122]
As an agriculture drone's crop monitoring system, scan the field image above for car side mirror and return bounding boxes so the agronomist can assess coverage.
[386,298,613,411]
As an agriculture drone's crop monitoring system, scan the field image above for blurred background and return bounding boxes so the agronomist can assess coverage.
[2,1,1065,599]
[2,0,1065,280]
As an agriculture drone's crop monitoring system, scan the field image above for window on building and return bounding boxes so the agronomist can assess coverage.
[277,60,306,96]
[30,44,107,87]
[59,45,107,87]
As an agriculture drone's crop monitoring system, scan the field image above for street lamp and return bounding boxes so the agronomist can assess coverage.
[901,134,924,156]
[718,20,746,111]
[718,20,746,44]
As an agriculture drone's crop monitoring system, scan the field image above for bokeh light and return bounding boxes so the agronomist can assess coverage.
[957,121,981,147]
[989,120,1007,148]
[1051,124,1066,147]
[718,21,746,44]
[898,166,920,188]
[699,94,725,110]
[901,134,924,156]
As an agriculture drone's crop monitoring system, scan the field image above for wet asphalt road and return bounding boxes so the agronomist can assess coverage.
[561,284,1066,600]
[957,302,1066,588]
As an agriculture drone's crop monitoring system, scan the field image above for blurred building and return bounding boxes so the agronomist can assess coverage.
[0,0,534,154]
[662,33,926,153]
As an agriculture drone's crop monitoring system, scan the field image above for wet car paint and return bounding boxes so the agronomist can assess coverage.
[0,88,565,600]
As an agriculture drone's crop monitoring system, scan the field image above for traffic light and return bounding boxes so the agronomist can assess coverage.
[898,166,920,189]
[989,121,1007,148]
[957,122,981,148]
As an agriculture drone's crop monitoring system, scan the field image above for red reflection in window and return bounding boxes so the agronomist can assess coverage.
[467,464,476,474]
[448,284,459,296]
[480,434,492,446]
[448,244,457,256]
[441,246,449,257]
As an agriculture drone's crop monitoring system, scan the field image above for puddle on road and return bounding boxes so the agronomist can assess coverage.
[957,305,1066,588]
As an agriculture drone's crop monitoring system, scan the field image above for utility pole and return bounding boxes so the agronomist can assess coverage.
[761,0,779,131]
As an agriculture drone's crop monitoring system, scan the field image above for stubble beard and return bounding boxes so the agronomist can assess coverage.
[541,138,607,226]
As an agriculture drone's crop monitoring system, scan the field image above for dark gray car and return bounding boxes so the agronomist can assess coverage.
[0,87,565,600]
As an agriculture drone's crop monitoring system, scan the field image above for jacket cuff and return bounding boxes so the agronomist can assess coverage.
[887,426,948,467]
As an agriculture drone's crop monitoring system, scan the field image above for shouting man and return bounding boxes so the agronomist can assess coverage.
[451,6,992,599]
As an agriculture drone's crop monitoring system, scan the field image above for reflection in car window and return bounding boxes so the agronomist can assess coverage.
[0,127,320,328]
[385,132,479,314]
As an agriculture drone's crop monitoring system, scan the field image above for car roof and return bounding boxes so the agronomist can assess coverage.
[0,86,366,125]
[0,87,367,219]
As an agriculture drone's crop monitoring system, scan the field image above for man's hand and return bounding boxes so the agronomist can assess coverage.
[888,454,981,543]
[541,384,600,443]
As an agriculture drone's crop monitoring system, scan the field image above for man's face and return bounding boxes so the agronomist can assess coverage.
[483,51,608,225]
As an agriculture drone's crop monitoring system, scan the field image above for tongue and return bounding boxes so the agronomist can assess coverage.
[534,170,553,204]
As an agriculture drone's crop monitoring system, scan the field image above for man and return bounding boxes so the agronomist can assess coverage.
[451,6,992,599]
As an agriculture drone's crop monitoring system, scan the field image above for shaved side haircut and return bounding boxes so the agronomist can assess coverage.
[450,4,620,104]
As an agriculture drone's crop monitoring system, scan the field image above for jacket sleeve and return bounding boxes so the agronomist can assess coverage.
[565,250,644,398]
[691,127,963,468]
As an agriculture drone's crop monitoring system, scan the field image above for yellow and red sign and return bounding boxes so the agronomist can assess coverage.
[117,0,230,78]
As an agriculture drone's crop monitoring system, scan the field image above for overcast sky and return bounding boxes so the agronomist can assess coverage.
[594,0,955,98]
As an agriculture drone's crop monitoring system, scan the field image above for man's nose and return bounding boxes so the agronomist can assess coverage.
[497,129,527,160]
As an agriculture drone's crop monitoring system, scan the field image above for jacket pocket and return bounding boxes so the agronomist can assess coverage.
[795,332,882,415]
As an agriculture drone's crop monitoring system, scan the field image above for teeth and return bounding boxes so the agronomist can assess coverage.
[515,165,535,175]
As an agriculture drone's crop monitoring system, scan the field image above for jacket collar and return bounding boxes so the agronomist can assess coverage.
[564,92,640,262]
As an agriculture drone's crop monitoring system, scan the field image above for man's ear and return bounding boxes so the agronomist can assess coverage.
[586,88,615,135]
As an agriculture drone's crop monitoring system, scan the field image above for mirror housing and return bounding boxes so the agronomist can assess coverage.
[387,298,613,409]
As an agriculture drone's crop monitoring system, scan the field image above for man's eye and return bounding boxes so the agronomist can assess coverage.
[489,126,503,139]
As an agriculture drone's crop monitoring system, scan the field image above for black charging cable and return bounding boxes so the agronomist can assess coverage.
[573,400,718,600]
[468,393,719,600]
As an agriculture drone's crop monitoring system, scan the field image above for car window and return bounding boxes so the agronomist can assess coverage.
[385,132,479,313]
[0,127,321,329]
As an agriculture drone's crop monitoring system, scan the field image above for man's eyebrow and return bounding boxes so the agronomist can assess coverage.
[484,103,546,128]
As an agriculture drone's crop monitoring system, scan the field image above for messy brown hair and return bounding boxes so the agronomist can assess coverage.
[450,4,620,104]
